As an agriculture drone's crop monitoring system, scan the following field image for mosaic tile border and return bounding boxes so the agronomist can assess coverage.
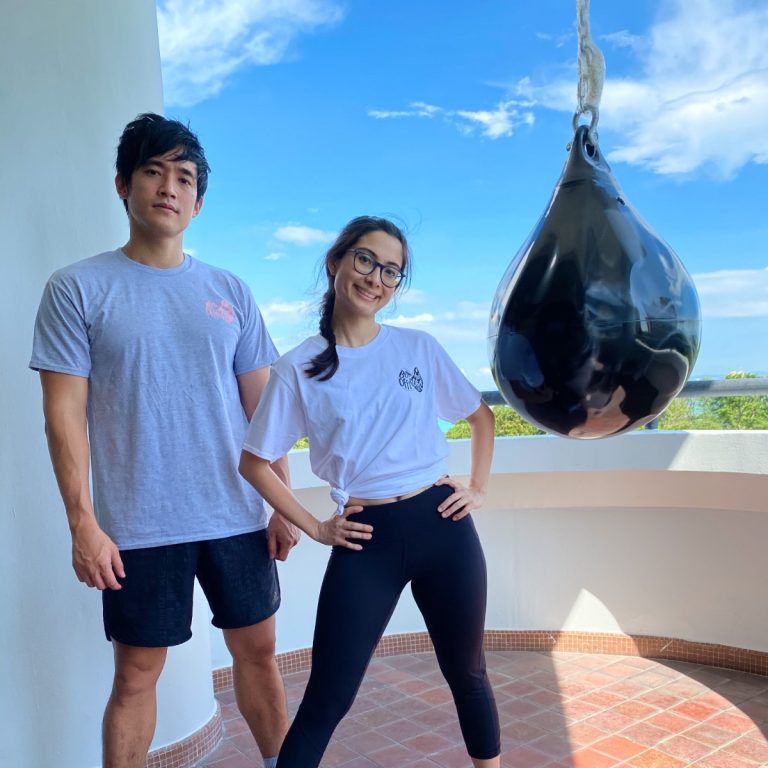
[480,630,768,676]
[214,630,768,694]
[145,703,221,768]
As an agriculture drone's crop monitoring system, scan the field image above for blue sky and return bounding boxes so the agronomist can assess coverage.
[156,0,768,387]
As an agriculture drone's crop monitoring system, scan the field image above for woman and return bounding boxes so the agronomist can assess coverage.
[240,216,500,767]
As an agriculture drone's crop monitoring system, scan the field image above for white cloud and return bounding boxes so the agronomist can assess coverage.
[264,251,286,261]
[442,302,491,322]
[273,224,336,245]
[456,103,535,139]
[368,99,535,140]
[397,287,429,306]
[693,266,768,317]
[370,0,768,177]
[389,269,768,328]
[260,298,313,327]
[536,31,574,49]
[531,0,768,177]
[389,313,435,326]
[599,30,644,53]
[258,299,319,353]
[368,109,418,119]
[157,0,342,107]
[368,102,442,120]
[387,300,492,343]
[385,301,495,389]
[607,70,768,177]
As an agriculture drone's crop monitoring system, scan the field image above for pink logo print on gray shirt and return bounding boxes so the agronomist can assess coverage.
[205,299,235,323]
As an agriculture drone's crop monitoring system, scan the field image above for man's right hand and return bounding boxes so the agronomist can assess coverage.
[71,519,125,590]
[40,371,123,588]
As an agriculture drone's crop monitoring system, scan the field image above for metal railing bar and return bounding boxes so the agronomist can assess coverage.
[481,377,768,406]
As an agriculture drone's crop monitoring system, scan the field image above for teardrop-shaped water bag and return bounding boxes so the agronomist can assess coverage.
[489,126,701,438]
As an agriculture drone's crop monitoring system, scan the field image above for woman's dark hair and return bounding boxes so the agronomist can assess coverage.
[115,112,210,210]
[305,216,411,381]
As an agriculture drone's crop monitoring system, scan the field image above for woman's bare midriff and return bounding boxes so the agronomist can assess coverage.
[346,482,434,508]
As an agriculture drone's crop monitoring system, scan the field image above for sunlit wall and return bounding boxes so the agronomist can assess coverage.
[210,431,768,669]
[0,3,217,766]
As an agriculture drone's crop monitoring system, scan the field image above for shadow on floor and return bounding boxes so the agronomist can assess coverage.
[198,650,768,767]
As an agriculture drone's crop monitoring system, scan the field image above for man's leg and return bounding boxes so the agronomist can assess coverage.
[223,616,287,759]
[102,642,167,768]
[199,530,285,761]
[101,543,197,768]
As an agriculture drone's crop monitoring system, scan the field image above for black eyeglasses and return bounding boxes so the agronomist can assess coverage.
[349,249,405,288]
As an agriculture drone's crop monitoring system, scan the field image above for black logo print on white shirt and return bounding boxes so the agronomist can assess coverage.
[399,367,424,392]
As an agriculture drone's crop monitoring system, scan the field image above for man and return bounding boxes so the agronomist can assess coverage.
[30,113,298,768]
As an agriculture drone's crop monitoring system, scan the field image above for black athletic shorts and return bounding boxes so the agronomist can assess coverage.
[102,529,280,647]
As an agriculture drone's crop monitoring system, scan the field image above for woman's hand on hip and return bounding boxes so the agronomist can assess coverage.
[435,476,486,521]
[315,506,372,549]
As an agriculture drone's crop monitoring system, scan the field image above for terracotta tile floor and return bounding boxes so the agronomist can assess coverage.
[198,651,768,767]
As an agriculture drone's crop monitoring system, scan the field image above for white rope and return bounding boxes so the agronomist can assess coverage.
[574,0,605,141]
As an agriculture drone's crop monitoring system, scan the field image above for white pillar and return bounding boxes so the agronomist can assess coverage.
[0,3,217,766]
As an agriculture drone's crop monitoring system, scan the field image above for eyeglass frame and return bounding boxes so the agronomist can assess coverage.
[347,248,406,288]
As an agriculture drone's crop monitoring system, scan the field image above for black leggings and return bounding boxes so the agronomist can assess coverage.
[277,485,500,766]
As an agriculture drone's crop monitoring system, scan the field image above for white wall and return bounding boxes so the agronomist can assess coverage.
[210,431,768,667]
[476,431,768,651]
[1,3,216,767]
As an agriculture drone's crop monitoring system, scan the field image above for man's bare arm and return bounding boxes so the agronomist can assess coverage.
[40,371,124,589]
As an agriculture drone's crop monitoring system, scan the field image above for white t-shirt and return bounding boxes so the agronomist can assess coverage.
[243,325,481,513]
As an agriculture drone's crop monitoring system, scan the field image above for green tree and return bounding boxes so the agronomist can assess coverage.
[445,419,471,439]
[655,397,720,430]
[297,372,768,448]
[494,405,545,436]
[446,405,545,439]
[702,371,768,430]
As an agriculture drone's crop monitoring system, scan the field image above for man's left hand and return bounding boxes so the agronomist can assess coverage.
[267,512,301,560]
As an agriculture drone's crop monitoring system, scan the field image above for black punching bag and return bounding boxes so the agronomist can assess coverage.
[489,126,701,438]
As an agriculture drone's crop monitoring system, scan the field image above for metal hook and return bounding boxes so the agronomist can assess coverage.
[572,107,599,146]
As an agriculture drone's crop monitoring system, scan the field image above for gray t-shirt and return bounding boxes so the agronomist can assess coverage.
[30,249,278,549]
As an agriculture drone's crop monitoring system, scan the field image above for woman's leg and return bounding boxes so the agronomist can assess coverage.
[410,514,500,764]
[278,539,406,767]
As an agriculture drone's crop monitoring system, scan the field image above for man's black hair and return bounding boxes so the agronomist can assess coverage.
[115,113,210,208]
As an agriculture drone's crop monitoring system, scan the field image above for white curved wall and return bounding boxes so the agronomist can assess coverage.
[1,4,216,767]
[210,431,768,667]
[477,431,768,652]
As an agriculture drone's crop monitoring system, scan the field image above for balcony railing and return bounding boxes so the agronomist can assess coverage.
[480,376,768,429]
[481,376,768,407]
